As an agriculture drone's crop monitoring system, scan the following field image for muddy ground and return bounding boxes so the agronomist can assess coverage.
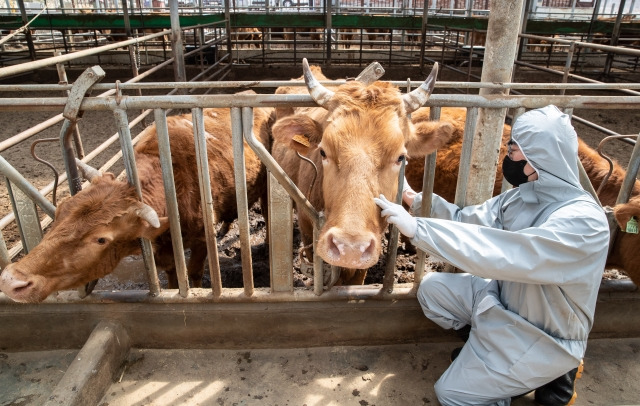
[0,64,637,290]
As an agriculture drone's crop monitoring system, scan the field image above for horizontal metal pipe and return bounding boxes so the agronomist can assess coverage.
[0,94,637,111]
[0,30,172,79]
[1,278,637,305]
[5,81,640,93]
[519,33,640,56]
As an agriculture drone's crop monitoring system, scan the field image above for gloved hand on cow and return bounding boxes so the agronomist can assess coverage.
[402,175,418,207]
[374,194,418,239]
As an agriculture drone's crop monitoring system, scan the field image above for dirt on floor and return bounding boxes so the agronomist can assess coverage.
[2,338,640,405]
[0,65,638,290]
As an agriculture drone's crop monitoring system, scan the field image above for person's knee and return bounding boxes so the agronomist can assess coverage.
[417,271,447,308]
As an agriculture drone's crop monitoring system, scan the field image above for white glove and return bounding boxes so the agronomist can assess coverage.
[374,194,418,239]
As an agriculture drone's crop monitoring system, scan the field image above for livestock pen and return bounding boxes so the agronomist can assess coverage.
[2,67,640,404]
[2,1,640,405]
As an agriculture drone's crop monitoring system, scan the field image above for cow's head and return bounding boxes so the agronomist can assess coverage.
[272,59,452,269]
[0,160,169,303]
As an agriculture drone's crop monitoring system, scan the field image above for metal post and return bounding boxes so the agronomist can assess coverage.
[121,0,132,37]
[191,108,223,297]
[170,0,187,87]
[16,0,36,60]
[465,0,524,206]
[604,0,627,76]
[325,0,333,65]
[419,0,429,71]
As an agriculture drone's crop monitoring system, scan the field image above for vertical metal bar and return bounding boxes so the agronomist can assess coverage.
[268,172,294,293]
[616,133,640,206]
[313,225,323,296]
[16,0,36,60]
[113,109,161,296]
[454,107,478,208]
[325,0,333,65]
[60,120,82,196]
[414,106,440,287]
[382,159,406,294]
[170,0,187,86]
[6,178,42,254]
[238,107,255,297]
[0,228,10,269]
[560,42,576,96]
[419,0,430,71]
[55,54,85,158]
[604,0,627,76]
[192,108,223,297]
[466,0,523,206]
[154,109,189,297]
[120,0,132,37]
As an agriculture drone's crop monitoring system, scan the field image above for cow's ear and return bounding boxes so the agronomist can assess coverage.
[272,115,323,155]
[140,217,170,240]
[613,200,640,232]
[406,121,455,158]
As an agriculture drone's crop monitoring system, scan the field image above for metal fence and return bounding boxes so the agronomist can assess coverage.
[1,75,640,303]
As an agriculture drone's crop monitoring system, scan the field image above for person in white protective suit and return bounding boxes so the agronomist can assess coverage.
[374,105,610,406]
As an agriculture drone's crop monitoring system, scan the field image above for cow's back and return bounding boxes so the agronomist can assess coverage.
[405,107,510,201]
[133,107,273,238]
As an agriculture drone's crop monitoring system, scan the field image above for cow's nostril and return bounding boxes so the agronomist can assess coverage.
[12,280,32,294]
[327,235,342,259]
[360,238,376,261]
[331,237,345,256]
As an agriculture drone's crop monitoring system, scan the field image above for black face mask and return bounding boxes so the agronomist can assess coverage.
[502,155,531,187]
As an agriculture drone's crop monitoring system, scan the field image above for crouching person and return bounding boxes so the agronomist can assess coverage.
[374,105,610,405]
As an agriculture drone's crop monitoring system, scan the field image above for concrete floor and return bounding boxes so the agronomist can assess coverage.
[2,338,639,406]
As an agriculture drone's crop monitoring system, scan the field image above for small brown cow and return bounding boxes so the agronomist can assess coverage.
[0,106,275,303]
[272,59,453,285]
[232,27,262,49]
[404,107,640,287]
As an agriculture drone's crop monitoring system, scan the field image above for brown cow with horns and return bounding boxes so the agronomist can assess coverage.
[0,105,274,303]
[272,59,453,285]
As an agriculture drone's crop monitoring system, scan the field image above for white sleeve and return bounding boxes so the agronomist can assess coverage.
[410,203,610,285]
[411,192,505,228]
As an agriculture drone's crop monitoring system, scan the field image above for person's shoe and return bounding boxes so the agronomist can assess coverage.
[534,360,584,406]
[449,346,463,363]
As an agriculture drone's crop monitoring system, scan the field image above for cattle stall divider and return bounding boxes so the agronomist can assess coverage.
[1,77,640,356]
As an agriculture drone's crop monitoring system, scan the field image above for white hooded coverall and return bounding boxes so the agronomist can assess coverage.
[411,105,610,405]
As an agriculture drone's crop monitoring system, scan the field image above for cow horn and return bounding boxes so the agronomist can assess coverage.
[402,62,439,114]
[135,204,161,228]
[302,58,334,109]
[75,158,102,181]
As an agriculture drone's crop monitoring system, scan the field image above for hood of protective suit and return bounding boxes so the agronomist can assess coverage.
[511,105,588,204]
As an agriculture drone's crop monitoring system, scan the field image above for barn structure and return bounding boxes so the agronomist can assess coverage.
[1,0,640,403]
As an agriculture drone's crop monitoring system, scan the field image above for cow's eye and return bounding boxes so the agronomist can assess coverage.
[397,155,406,164]
[319,149,327,159]
[97,237,107,245]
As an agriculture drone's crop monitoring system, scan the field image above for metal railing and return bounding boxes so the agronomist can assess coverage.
[1,76,639,304]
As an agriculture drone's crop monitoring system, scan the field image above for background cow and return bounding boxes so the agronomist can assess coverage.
[272,59,452,285]
[404,106,640,287]
[0,105,275,303]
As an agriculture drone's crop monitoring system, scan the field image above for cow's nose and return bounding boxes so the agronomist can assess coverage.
[319,228,379,269]
[0,266,33,299]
